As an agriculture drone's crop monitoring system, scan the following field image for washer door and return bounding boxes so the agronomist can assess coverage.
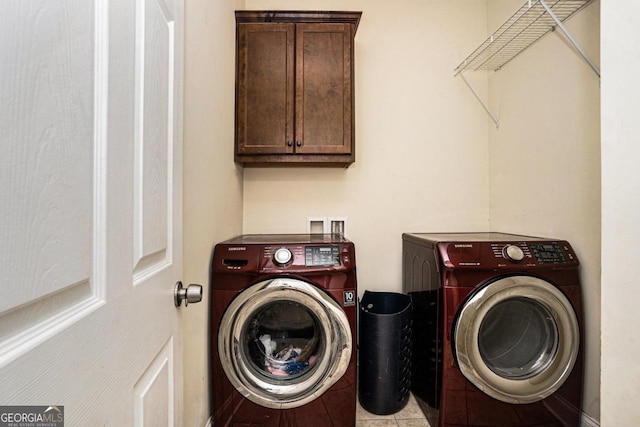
[453,275,579,404]
[217,277,352,409]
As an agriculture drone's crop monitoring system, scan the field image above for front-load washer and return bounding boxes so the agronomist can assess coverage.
[403,232,583,427]
[209,234,357,426]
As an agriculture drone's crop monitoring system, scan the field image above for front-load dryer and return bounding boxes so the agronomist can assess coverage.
[210,234,357,426]
[403,232,583,427]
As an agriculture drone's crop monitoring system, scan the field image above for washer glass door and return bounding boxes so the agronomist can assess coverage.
[453,275,579,404]
[217,277,352,409]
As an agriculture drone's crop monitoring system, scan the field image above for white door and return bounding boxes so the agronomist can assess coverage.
[0,0,185,425]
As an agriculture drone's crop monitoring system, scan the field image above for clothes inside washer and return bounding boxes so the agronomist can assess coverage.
[258,334,319,376]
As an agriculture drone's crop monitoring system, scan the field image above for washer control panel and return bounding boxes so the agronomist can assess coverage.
[305,246,341,267]
[261,244,347,270]
[212,235,355,273]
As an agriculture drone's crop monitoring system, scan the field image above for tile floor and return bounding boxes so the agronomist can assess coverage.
[356,393,431,427]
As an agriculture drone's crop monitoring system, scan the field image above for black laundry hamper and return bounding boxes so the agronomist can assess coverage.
[358,291,412,415]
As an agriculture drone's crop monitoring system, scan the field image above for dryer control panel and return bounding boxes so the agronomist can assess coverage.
[438,240,578,269]
[529,242,569,264]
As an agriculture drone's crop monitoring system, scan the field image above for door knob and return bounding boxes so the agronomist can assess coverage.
[174,281,203,307]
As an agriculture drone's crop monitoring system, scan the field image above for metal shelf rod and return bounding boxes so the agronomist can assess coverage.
[459,72,500,129]
[539,0,600,78]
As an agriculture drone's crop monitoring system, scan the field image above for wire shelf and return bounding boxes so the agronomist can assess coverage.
[454,0,594,75]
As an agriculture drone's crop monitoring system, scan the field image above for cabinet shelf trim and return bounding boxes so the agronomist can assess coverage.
[235,11,362,33]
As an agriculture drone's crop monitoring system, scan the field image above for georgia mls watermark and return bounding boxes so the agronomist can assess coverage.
[0,406,64,427]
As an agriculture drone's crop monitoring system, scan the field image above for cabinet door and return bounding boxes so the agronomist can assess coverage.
[295,23,353,155]
[236,23,294,155]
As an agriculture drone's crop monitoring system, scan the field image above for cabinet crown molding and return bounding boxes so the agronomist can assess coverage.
[235,10,362,33]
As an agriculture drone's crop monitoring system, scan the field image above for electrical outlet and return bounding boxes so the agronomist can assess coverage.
[307,217,326,234]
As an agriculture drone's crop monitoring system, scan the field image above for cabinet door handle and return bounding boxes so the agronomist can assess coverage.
[296,140,302,147]
[287,140,293,147]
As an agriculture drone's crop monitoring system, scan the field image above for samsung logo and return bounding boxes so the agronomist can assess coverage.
[454,244,473,248]
[228,247,246,251]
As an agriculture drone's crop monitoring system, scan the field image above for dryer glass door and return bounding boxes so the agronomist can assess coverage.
[217,277,352,409]
[479,296,559,379]
[453,275,579,404]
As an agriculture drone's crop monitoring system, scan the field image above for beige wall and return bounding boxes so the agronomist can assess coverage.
[601,0,640,425]
[183,0,606,424]
[182,0,244,426]
[242,0,492,292]
[487,0,601,422]
[241,0,602,423]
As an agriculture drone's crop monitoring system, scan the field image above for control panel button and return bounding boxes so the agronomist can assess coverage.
[273,247,293,266]
[503,244,525,262]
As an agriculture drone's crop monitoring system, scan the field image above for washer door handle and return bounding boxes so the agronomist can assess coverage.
[174,281,203,307]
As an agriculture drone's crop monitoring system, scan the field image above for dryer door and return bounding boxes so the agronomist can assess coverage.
[453,275,579,404]
[217,277,352,409]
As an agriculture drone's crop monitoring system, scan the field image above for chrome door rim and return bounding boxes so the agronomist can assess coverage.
[217,277,352,409]
[454,275,579,404]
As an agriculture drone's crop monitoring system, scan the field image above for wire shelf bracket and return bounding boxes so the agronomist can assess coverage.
[454,0,599,128]
[460,71,500,129]
[538,0,600,77]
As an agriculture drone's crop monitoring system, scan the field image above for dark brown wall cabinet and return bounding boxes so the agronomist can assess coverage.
[235,11,362,166]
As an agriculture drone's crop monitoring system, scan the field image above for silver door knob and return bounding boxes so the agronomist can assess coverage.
[174,281,203,307]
